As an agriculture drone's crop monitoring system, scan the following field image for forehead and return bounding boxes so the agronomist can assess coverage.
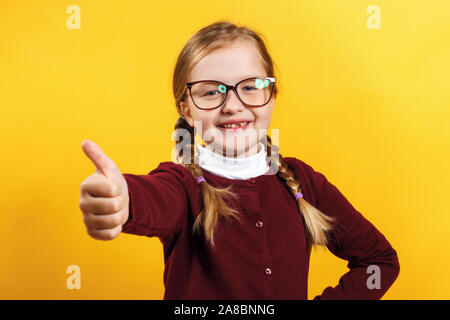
[189,40,266,84]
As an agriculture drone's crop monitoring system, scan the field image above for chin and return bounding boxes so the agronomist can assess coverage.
[203,127,261,157]
[221,140,259,157]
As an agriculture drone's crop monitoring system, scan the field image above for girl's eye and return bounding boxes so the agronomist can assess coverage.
[204,90,219,96]
[243,86,256,91]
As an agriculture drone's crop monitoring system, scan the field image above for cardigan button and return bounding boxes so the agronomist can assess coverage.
[265,268,272,275]
[248,177,256,184]
[256,221,263,228]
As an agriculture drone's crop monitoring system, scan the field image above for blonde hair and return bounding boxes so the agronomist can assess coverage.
[172,21,334,249]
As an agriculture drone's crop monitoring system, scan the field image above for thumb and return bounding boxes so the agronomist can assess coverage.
[81,140,119,178]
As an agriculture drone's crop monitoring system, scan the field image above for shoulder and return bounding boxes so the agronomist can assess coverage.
[147,161,202,213]
[123,161,199,193]
[148,161,194,179]
[283,157,328,184]
[147,161,200,190]
[283,157,362,225]
[282,157,329,206]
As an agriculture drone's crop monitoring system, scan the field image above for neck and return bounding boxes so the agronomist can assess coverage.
[196,142,270,179]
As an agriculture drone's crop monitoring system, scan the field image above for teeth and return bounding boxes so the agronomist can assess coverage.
[221,122,249,128]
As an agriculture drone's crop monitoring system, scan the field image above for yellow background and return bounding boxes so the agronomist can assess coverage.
[1,0,449,299]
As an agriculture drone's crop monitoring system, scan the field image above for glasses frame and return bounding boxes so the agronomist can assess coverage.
[185,76,276,110]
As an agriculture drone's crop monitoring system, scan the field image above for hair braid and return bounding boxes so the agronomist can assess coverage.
[174,116,242,248]
[266,135,334,248]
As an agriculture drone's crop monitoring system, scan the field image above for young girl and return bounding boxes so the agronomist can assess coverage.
[79,21,400,300]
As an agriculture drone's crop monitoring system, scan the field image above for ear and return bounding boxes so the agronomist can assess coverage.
[180,101,194,127]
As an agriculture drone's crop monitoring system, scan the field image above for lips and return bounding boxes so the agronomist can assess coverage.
[218,119,252,127]
[217,120,252,132]
[220,121,249,128]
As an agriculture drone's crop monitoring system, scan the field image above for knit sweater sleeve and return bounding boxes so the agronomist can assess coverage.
[120,162,201,241]
[284,157,400,300]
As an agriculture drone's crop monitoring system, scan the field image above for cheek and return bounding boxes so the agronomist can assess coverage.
[200,115,216,130]
[190,109,211,127]
[191,110,219,140]
[254,106,274,128]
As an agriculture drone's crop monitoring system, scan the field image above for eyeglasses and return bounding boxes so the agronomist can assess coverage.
[185,76,276,110]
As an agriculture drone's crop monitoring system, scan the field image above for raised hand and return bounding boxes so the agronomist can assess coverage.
[79,140,130,240]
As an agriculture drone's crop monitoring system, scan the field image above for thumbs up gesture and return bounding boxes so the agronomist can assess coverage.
[79,140,130,240]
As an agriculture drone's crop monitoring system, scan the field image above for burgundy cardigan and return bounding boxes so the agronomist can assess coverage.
[121,157,400,300]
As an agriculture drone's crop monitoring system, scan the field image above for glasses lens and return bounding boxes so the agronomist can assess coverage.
[190,81,226,109]
[190,78,273,109]
[237,78,273,106]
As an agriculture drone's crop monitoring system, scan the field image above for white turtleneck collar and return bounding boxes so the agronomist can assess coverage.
[195,142,270,180]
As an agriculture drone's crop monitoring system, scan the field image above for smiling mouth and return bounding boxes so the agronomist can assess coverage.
[219,121,250,129]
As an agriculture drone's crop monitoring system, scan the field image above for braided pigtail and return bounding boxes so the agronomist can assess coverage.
[174,117,242,247]
[266,135,334,249]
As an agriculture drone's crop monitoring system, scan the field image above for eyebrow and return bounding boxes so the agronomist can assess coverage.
[191,75,266,83]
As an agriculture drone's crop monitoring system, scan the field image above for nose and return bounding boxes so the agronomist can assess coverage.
[220,88,245,114]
